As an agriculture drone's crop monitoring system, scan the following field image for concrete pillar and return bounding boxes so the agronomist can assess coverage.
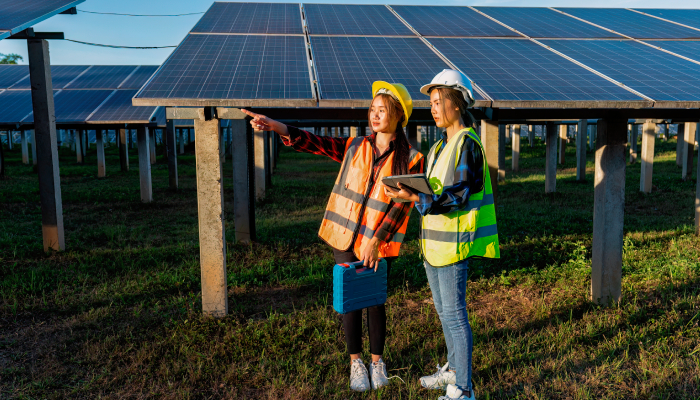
[232,118,255,242]
[137,126,152,203]
[629,124,638,164]
[178,128,184,154]
[676,124,684,167]
[74,129,83,164]
[166,120,178,189]
[188,127,193,144]
[545,121,557,193]
[505,125,511,145]
[640,120,656,193]
[558,124,567,165]
[31,130,37,165]
[498,124,505,182]
[591,118,627,305]
[119,128,129,171]
[96,129,106,178]
[268,131,276,171]
[416,126,423,152]
[682,122,696,181]
[149,127,156,165]
[576,119,588,181]
[20,130,29,164]
[664,124,669,141]
[264,132,272,187]
[254,129,269,199]
[528,125,534,147]
[193,114,227,318]
[28,39,64,251]
[350,126,358,138]
[7,131,13,150]
[481,120,499,206]
[512,124,520,172]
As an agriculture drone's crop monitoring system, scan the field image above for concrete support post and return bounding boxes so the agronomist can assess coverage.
[498,124,506,182]
[591,117,627,305]
[166,120,178,189]
[265,132,273,186]
[149,127,156,165]
[7,131,13,150]
[119,128,129,171]
[629,125,638,164]
[96,130,106,178]
[254,129,268,199]
[589,124,596,150]
[505,125,511,145]
[576,119,588,181]
[137,126,153,203]
[512,124,520,172]
[31,130,37,166]
[558,124,567,164]
[232,119,255,242]
[416,126,423,152]
[268,131,276,171]
[640,120,656,193]
[74,129,83,164]
[677,123,684,167]
[350,126,358,138]
[193,114,227,318]
[20,130,28,164]
[28,39,64,251]
[545,121,557,193]
[178,128,185,154]
[481,120,499,205]
[528,125,534,147]
[682,122,696,181]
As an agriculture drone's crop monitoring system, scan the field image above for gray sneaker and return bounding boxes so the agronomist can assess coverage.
[438,383,476,400]
[370,359,389,390]
[349,359,370,392]
[420,363,456,390]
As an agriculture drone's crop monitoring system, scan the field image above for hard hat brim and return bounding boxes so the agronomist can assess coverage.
[419,83,475,108]
[371,81,412,128]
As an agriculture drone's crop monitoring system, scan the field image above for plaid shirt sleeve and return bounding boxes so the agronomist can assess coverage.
[373,155,426,244]
[280,125,348,163]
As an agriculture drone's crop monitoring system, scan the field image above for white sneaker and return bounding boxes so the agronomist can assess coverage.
[370,359,389,389]
[349,359,370,392]
[438,383,476,400]
[420,363,456,390]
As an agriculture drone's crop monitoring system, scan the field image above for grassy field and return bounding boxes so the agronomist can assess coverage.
[1,135,699,399]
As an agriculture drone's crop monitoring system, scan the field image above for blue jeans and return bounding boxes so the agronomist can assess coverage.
[425,259,473,392]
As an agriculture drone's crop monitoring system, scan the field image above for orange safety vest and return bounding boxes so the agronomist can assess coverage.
[319,136,424,259]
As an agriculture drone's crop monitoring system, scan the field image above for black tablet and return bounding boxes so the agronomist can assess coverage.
[381,173,434,196]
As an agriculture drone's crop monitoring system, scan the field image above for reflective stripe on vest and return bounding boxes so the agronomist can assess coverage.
[420,127,500,267]
[318,136,423,259]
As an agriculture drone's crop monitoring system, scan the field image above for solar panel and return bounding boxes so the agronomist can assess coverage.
[0,65,28,88]
[474,7,622,38]
[633,9,700,31]
[555,8,700,39]
[0,0,84,34]
[543,39,700,101]
[0,90,33,124]
[429,38,643,102]
[304,4,413,36]
[88,90,156,122]
[21,89,113,123]
[390,6,519,37]
[135,34,313,101]
[67,65,138,89]
[119,65,158,89]
[191,2,302,34]
[11,65,90,89]
[648,41,700,62]
[311,36,475,102]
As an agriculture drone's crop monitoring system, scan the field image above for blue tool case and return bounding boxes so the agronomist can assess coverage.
[333,259,388,314]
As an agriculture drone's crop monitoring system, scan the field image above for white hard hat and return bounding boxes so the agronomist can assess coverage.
[420,69,475,107]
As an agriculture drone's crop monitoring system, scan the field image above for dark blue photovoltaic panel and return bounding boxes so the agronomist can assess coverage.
[0,65,28,88]
[23,89,112,123]
[634,9,700,30]
[649,41,700,62]
[310,36,480,101]
[0,90,33,123]
[556,8,700,39]
[474,7,622,38]
[136,34,313,100]
[430,38,643,102]
[544,40,700,101]
[88,90,156,122]
[119,65,158,89]
[0,0,84,33]
[67,65,137,89]
[191,2,302,34]
[11,65,90,89]
[391,6,518,37]
[305,4,413,36]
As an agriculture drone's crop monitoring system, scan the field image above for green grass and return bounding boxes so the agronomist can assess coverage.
[1,136,699,399]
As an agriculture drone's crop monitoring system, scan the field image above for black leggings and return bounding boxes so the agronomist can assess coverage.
[333,248,393,356]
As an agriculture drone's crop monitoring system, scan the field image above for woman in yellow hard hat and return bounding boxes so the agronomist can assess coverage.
[242,81,424,392]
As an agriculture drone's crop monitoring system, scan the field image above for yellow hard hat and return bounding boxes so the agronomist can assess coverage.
[371,81,413,127]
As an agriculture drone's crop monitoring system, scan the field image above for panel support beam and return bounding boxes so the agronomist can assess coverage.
[74,129,83,164]
[96,129,106,178]
[682,122,696,181]
[137,126,152,203]
[119,128,129,171]
[576,119,588,181]
[558,124,567,165]
[511,124,520,172]
[166,120,178,189]
[640,120,656,193]
[545,121,557,193]
[20,130,28,164]
[254,128,269,199]
[232,118,255,243]
[481,120,499,206]
[677,123,684,167]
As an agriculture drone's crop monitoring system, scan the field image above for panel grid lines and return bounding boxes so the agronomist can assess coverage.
[191,2,302,34]
[391,6,519,38]
[556,8,700,39]
[304,4,413,36]
[634,9,700,31]
[88,89,156,122]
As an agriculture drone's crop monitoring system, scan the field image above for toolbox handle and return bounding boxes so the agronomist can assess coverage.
[343,260,382,274]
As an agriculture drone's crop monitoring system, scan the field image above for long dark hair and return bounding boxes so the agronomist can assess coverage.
[435,87,476,129]
[368,93,411,175]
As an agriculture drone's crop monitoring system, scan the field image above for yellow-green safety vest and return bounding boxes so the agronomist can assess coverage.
[420,127,500,267]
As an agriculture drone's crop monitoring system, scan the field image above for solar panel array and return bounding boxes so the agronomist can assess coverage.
[134,3,700,109]
[0,65,159,125]
[0,0,85,39]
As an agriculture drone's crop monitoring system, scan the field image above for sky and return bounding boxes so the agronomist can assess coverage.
[0,0,697,66]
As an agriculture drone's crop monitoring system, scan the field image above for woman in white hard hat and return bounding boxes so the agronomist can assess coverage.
[241,82,424,392]
[385,69,500,400]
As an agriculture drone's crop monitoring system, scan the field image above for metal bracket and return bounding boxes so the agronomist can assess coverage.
[7,28,64,40]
